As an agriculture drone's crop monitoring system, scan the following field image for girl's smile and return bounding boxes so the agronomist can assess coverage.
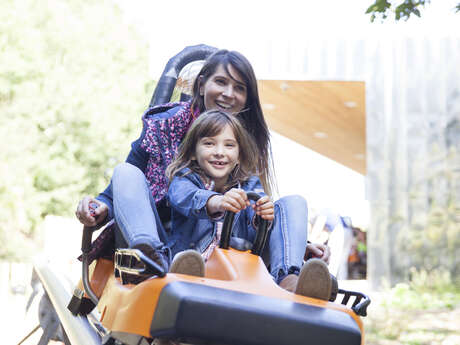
[193,124,239,190]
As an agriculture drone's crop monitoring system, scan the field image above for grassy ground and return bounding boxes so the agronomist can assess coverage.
[362,271,460,345]
[365,305,460,344]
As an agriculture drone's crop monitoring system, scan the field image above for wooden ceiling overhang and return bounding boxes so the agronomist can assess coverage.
[258,80,366,175]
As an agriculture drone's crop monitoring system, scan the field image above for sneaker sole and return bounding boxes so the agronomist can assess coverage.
[295,258,332,300]
[170,250,205,277]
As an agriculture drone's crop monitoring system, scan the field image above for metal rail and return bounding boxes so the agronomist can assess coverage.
[34,261,102,345]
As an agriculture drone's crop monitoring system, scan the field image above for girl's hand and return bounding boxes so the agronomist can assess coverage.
[252,195,274,221]
[75,196,108,227]
[206,188,250,215]
[220,188,250,213]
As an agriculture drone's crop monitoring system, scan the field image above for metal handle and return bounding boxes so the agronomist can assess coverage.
[149,44,218,107]
[81,225,99,306]
[219,192,271,256]
[338,288,371,317]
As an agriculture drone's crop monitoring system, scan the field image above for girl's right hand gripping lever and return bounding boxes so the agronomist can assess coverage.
[246,192,271,255]
[219,192,271,256]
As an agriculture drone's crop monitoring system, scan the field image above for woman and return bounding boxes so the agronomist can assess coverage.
[75,49,331,296]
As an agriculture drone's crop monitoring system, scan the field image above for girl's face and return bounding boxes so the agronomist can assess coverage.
[200,64,247,114]
[193,124,239,189]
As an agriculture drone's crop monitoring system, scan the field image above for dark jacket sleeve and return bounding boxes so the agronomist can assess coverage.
[95,103,186,224]
[95,123,149,224]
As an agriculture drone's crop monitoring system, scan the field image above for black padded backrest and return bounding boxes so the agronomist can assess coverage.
[149,44,218,107]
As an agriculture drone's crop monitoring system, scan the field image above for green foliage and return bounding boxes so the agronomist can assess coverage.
[366,0,460,22]
[365,269,460,344]
[0,0,154,260]
[366,0,428,22]
[382,268,460,310]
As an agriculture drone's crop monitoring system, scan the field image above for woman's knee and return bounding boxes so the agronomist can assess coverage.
[273,195,308,238]
[275,194,308,213]
[112,163,148,201]
[113,162,143,181]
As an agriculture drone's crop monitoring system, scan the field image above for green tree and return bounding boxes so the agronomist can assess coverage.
[0,0,154,260]
[366,0,460,22]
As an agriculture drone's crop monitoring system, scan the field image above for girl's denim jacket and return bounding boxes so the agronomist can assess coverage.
[167,168,266,257]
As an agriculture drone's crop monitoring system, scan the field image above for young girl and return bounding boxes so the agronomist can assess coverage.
[166,110,335,300]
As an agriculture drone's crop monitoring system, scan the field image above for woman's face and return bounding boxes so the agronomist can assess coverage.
[200,64,247,114]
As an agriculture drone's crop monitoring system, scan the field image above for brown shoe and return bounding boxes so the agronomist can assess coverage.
[329,274,338,302]
[278,274,299,293]
[169,250,205,277]
[295,258,332,300]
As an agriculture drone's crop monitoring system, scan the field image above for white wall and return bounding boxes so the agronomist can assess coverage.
[271,131,368,227]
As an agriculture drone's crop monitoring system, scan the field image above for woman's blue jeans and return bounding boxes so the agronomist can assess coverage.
[111,163,308,283]
[112,163,167,250]
[267,195,308,283]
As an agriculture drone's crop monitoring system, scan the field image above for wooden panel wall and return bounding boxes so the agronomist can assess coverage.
[258,81,366,175]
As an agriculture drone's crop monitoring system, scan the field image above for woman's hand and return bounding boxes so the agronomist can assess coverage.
[252,195,274,221]
[305,242,331,264]
[75,196,108,227]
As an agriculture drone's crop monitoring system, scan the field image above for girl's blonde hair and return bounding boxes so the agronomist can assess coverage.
[166,110,259,191]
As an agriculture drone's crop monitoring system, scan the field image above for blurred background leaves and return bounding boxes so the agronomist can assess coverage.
[0,0,154,260]
[366,0,460,22]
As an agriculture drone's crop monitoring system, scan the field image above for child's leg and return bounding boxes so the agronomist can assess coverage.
[267,195,308,284]
[112,163,169,260]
